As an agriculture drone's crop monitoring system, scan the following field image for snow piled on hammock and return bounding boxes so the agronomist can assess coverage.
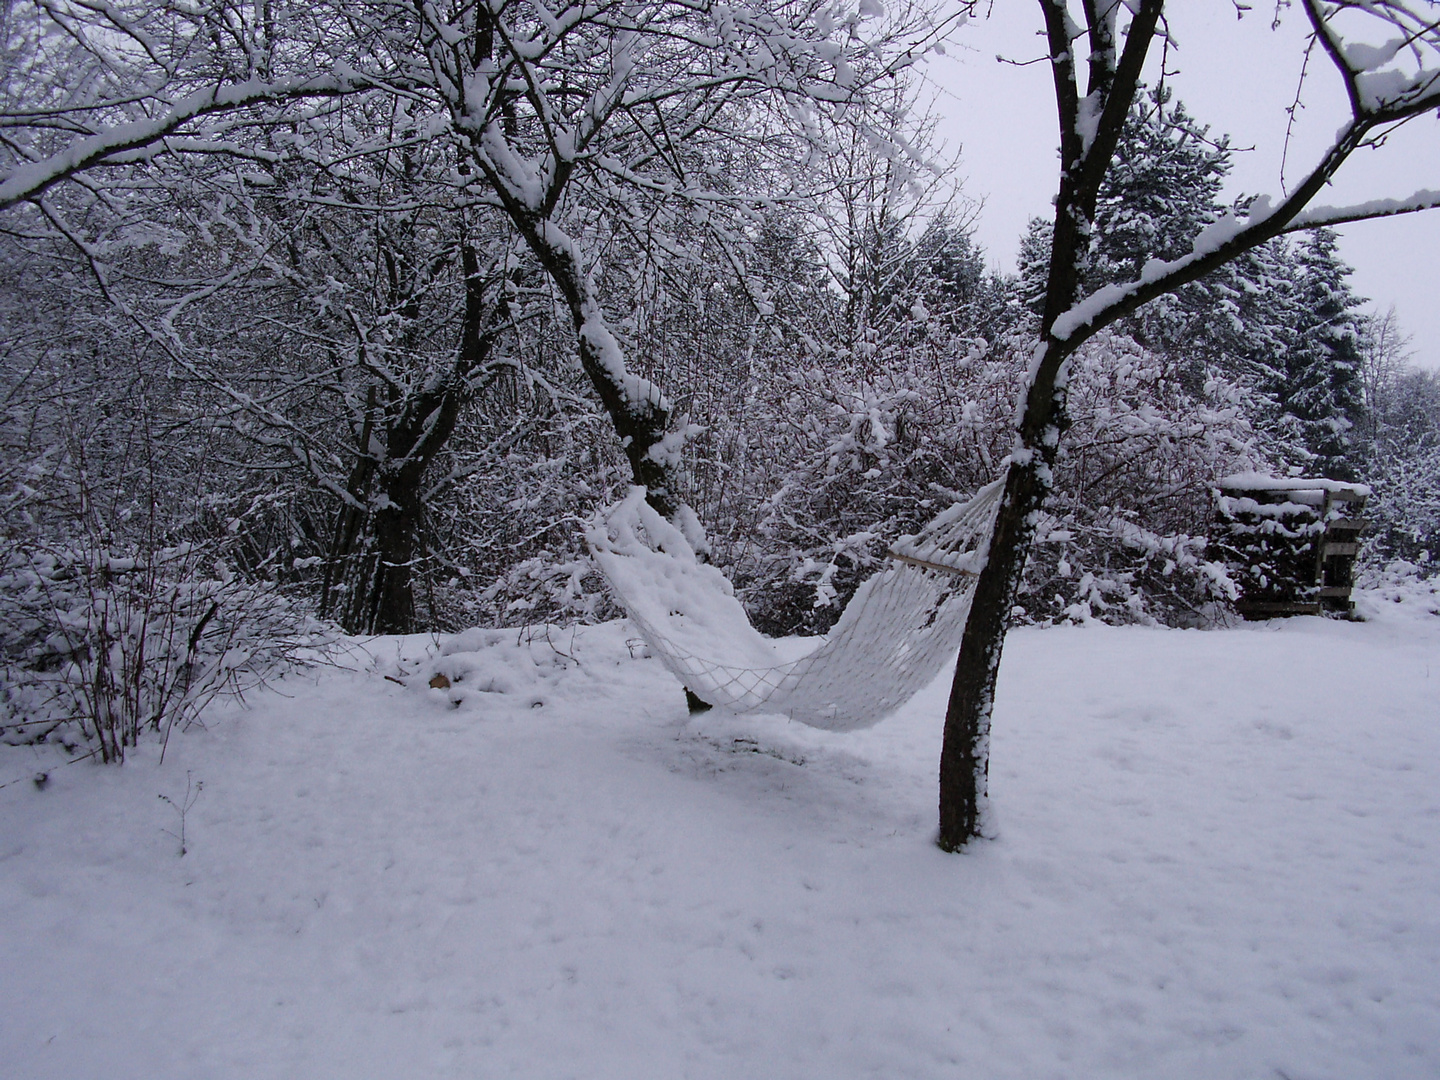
[586,486,782,670]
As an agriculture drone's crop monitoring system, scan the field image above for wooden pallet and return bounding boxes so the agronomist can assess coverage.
[1215,478,1369,619]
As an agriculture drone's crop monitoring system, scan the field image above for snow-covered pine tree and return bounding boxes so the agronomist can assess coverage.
[1017,88,1231,349]
[1283,228,1368,480]
[1015,217,1054,319]
[1205,236,1299,440]
[1090,90,1229,282]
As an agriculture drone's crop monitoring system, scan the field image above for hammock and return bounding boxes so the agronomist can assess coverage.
[587,479,1003,731]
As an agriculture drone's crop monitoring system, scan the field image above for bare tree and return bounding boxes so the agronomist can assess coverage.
[1360,306,1414,441]
[1,0,962,531]
[938,0,1440,850]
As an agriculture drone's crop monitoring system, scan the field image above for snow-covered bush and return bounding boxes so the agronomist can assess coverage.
[423,399,631,628]
[1021,333,1253,625]
[1355,558,1440,614]
[0,536,328,762]
[697,325,1254,633]
[460,552,621,628]
[706,332,1006,635]
[0,391,331,761]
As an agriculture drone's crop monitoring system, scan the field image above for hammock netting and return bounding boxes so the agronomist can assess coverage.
[588,480,1003,731]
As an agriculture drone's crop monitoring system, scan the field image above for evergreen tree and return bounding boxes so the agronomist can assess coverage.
[1090,89,1230,285]
[1283,229,1368,480]
[1012,88,1368,481]
[909,215,988,331]
[1015,216,1053,319]
[1016,89,1229,337]
[1206,236,1300,441]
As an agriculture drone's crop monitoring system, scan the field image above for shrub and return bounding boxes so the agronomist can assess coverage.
[0,538,329,762]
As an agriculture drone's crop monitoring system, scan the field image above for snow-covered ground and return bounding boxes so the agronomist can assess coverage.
[2,587,1438,1079]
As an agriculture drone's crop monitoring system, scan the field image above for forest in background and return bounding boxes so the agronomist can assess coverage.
[2,0,1438,759]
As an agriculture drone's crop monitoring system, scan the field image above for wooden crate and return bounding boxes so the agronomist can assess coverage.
[1211,475,1370,619]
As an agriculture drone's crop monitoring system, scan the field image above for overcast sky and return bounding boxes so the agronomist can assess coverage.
[923,4,1440,368]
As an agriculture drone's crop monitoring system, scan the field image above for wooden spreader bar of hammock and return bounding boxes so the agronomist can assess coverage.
[886,551,980,577]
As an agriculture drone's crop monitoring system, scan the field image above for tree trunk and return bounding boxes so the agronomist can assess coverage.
[513,216,685,518]
[936,457,1043,848]
[933,0,1164,852]
[321,237,506,635]
[358,494,422,634]
[320,387,378,627]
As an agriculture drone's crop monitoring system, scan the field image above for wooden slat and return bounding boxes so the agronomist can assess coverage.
[1238,601,1323,614]
[886,551,979,578]
[1326,518,1366,532]
[1323,542,1360,556]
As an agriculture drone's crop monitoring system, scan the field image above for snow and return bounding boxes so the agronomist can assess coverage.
[1051,281,1137,341]
[3,598,1439,1078]
[480,126,546,210]
[1216,494,1329,520]
[1292,189,1440,229]
[1075,89,1103,155]
[1216,472,1373,498]
[578,305,669,413]
[589,487,782,670]
[1343,38,1407,73]
[1355,68,1439,112]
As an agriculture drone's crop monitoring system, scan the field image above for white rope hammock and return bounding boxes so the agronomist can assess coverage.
[588,479,1004,731]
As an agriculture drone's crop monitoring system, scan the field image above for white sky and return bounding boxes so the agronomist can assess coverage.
[923,3,1440,369]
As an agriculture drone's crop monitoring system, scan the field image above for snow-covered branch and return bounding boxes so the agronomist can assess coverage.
[0,74,356,211]
[1285,188,1440,230]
